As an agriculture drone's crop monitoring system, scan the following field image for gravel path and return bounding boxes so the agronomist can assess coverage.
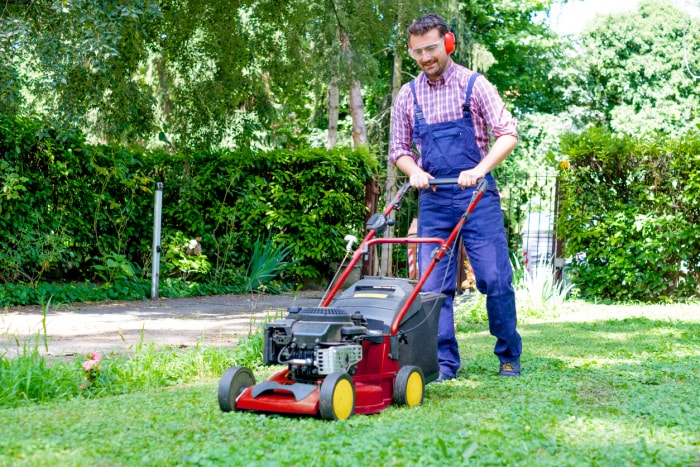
[1,291,324,358]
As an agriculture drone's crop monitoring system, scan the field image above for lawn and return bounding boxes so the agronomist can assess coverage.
[1,301,699,466]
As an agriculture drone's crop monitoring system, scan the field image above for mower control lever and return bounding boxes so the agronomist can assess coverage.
[365,213,388,234]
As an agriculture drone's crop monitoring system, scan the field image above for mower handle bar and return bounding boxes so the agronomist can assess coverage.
[321,177,488,308]
[428,177,489,191]
[428,178,458,185]
[398,176,488,195]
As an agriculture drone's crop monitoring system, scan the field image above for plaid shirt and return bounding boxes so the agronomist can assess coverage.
[389,62,518,166]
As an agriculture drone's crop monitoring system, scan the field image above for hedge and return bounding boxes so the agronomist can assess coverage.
[0,115,380,291]
[557,126,700,302]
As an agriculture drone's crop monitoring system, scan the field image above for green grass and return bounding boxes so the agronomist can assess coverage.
[0,333,265,407]
[1,302,700,466]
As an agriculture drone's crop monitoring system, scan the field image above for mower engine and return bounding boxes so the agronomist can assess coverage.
[263,307,368,383]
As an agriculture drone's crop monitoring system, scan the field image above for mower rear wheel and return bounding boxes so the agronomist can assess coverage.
[393,365,424,407]
[319,372,355,421]
[218,366,255,412]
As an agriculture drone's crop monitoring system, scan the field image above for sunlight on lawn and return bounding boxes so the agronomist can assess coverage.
[538,301,700,323]
[556,415,690,454]
[567,356,640,367]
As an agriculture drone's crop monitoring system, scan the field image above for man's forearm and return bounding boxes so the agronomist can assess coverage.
[395,155,423,177]
[475,135,518,175]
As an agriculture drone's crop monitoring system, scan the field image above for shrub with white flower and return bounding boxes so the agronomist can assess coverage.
[185,238,202,255]
[162,231,211,281]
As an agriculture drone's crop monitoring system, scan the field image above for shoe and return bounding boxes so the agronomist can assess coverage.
[498,360,521,377]
[434,372,455,383]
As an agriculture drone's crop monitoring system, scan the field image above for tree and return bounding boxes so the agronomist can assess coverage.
[148,0,320,151]
[0,0,316,151]
[0,12,29,115]
[1,0,571,155]
[0,0,163,143]
[566,0,700,136]
[387,0,567,116]
[330,1,369,150]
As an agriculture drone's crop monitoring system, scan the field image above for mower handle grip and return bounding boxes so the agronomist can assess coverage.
[428,177,489,192]
[428,178,458,185]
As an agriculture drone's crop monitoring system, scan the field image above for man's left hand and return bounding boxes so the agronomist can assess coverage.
[458,168,486,189]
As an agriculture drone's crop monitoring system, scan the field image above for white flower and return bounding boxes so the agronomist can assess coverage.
[188,239,198,250]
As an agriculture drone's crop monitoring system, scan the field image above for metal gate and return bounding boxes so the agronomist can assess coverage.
[367,170,562,284]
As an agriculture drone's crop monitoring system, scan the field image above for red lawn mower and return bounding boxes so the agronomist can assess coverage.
[218,178,488,420]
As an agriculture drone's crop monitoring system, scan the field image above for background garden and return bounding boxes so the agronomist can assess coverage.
[1,0,700,465]
[1,0,700,305]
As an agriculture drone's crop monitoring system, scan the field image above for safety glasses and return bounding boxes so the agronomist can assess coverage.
[409,38,444,59]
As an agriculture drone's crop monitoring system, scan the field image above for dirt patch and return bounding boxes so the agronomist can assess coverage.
[1,291,325,358]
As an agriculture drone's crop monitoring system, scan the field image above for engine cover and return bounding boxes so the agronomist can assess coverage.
[263,307,367,382]
[315,344,363,375]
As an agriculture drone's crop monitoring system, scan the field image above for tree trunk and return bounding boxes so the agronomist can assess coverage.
[327,76,339,149]
[334,9,371,270]
[155,55,175,153]
[335,16,368,151]
[379,6,408,276]
[348,80,368,149]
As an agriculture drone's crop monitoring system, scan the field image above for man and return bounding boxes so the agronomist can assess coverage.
[389,13,522,380]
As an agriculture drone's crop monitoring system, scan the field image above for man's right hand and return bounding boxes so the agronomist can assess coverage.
[395,156,434,189]
[408,171,434,189]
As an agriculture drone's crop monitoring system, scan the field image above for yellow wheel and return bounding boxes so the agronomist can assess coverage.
[393,366,424,407]
[319,372,355,421]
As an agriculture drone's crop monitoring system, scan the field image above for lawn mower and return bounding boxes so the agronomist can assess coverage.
[218,177,489,420]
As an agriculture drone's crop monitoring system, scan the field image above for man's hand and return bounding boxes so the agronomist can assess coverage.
[458,167,487,189]
[409,171,434,189]
[395,156,434,189]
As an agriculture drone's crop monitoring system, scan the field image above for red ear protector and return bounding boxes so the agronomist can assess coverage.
[444,31,455,55]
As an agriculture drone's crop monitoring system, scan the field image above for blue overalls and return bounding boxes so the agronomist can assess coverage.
[410,73,522,378]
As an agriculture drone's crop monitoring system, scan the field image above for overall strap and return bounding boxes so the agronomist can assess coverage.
[409,80,424,145]
[463,72,480,116]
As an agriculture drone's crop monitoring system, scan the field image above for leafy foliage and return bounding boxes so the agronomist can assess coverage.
[565,0,700,136]
[557,126,700,302]
[160,233,211,282]
[3,0,163,142]
[0,0,571,153]
[0,115,379,305]
[457,0,567,114]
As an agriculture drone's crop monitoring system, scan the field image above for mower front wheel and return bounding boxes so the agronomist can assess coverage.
[393,365,424,407]
[218,366,255,412]
[319,372,355,421]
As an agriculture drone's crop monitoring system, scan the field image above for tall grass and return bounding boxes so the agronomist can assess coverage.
[0,329,265,408]
[455,255,574,326]
[244,236,297,293]
[0,337,80,405]
[513,256,574,317]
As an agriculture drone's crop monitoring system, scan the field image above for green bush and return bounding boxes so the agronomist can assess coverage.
[0,115,380,305]
[151,148,377,281]
[557,127,700,302]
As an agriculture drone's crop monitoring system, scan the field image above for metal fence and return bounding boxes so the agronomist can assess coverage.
[366,170,562,285]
